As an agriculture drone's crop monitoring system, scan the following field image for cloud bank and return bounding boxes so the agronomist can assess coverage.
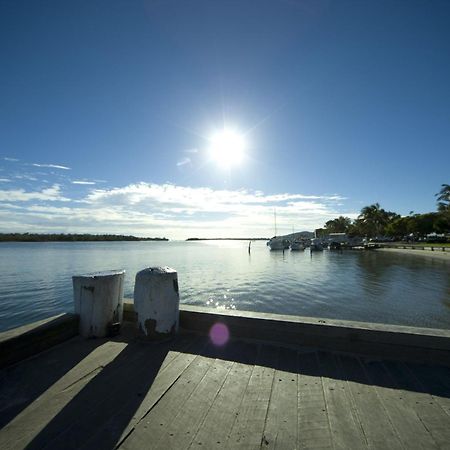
[0,181,356,238]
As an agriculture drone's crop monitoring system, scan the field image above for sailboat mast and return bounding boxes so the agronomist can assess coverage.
[274,209,277,236]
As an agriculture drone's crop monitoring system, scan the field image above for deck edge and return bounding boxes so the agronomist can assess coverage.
[0,313,79,369]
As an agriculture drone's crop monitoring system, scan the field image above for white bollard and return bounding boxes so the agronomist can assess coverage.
[73,270,125,338]
[134,267,180,339]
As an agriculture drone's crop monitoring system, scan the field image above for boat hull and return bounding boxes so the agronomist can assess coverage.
[268,238,289,250]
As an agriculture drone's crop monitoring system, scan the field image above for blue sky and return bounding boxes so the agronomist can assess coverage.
[1,0,449,238]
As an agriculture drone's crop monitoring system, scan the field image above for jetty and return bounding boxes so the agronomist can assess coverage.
[1,302,450,449]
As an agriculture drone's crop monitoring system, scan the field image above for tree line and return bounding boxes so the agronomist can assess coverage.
[320,184,450,240]
[0,233,169,242]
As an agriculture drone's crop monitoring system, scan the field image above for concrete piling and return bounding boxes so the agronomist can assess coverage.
[73,270,125,338]
[134,267,180,339]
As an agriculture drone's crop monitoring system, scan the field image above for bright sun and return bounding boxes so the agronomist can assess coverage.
[209,129,246,168]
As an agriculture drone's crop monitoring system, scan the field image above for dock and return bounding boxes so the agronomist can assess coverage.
[1,306,450,449]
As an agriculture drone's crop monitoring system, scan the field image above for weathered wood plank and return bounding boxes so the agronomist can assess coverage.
[297,351,333,450]
[0,339,129,449]
[337,354,403,449]
[188,341,258,448]
[119,352,214,450]
[384,361,450,449]
[23,340,170,450]
[318,351,368,449]
[18,334,198,449]
[406,363,450,418]
[262,346,298,449]
[80,334,206,450]
[362,360,439,450]
[152,356,233,449]
[226,344,278,449]
[0,336,106,428]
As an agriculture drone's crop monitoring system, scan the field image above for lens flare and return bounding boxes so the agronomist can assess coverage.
[209,322,230,346]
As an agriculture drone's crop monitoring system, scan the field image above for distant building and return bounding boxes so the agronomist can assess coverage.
[328,233,348,243]
[314,228,324,238]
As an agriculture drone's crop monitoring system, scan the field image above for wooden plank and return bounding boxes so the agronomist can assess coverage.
[336,354,403,449]
[152,357,233,449]
[262,346,298,449]
[0,336,107,428]
[121,340,236,450]
[318,351,368,449]
[406,363,450,418]
[18,340,164,449]
[384,361,450,449]
[0,339,129,449]
[297,351,333,450]
[361,359,439,449]
[80,334,206,449]
[15,334,195,449]
[119,351,215,450]
[188,341,258,448]
[226,344,278,449]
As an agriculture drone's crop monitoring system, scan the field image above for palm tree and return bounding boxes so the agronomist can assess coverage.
[436,184,450,212]
[324,216,352,233]
[358,203,399,237]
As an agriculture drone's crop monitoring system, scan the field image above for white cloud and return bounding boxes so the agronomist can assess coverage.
[15,174,38,181]
[0,184,70,202]
[72,180,96,185]
[3,157,19,162]
[32,163,71,170]
[177,157,191,167]
[0,178,11,182]
[86,183,346,208]
[0,181,356,238]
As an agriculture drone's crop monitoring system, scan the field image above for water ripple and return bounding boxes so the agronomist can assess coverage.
[0,241,449,331]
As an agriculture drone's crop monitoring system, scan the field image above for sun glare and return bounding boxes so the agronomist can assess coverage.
[209,129,246,168]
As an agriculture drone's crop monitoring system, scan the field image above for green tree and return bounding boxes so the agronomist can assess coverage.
[436,184,450,212]
[385,216,409,238]
[324,216,352,233]
[357,203,399,237]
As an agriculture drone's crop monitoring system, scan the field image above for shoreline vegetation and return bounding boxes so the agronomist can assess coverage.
[186,237,268,241]
[0,233,168,242]
[318,184,450,241]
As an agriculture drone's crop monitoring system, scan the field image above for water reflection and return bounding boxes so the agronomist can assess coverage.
[0,241,449,332]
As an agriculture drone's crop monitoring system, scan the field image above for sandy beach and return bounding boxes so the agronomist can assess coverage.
[376,247,450,261]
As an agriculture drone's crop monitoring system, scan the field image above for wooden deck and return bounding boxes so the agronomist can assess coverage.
[1,327,450,449]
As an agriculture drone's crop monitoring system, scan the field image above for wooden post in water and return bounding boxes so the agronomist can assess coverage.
[72,270,125,338]
[134,267,180,339]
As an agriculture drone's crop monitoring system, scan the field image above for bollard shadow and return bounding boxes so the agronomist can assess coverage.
[2,331,448,449]
[22,334,194,450]
[0,336,105,429]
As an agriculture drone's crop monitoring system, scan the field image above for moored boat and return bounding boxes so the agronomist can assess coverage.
[267,237,290,250]
[310,238,324,251]
[328,241,342,250]
[290,240,305,251]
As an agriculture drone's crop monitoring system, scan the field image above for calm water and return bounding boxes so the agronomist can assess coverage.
[0,241,449,332]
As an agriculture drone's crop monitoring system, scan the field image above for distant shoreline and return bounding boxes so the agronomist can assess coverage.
[186,237,269,241]
[0,233,168,242]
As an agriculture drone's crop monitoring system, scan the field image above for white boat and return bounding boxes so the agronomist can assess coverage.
[267,237,290,250]
[290,240,305,251]
[310,238,323,251]
[267,209,290,250]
